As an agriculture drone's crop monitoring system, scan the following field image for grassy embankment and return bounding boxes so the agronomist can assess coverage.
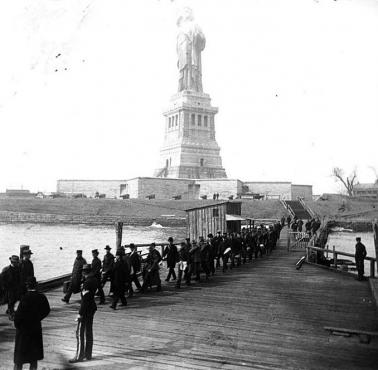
[0,198,288,223]
[307,194,378,221]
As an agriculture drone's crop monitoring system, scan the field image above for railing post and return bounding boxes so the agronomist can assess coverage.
[333,245,337,269]
[370,259,375,278]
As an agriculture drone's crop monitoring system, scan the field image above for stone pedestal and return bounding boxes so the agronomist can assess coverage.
[154,90,227,179]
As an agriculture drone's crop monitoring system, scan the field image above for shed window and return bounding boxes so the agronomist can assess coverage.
[204,116,208,127]
[213,208,219,217]
[175,115,178,126]
[198,115,202,126]
[200,158,204,166]
[191,114,195,125]
[168,117,171,128]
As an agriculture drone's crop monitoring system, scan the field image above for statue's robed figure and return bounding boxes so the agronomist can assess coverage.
[176,8,205,92]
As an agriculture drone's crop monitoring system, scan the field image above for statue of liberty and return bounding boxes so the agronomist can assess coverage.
[176,8,206,92]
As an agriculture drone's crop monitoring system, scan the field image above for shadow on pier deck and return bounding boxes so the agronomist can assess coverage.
[1,228,378,369]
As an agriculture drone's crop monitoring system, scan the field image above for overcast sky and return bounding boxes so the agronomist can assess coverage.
[1,0,377,195]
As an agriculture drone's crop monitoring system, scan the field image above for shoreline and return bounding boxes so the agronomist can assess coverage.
[0,210,186,227]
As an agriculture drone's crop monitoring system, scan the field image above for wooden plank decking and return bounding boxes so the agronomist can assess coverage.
[1,228,378,369]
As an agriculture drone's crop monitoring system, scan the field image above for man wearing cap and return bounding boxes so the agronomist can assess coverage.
[163,237,178,282]
[128,244,142,297]
[2,255,21,320]
[91,249,105,304]
[20,249,34,296]
[69,264,97,363]
[101,245,114,294]
[355,237,367,281]
[13,276,50,370]
[62,250,87,303]
[110,250,128,309]
[141,243,162,292]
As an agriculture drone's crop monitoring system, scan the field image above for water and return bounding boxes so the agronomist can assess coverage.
[327,231,376,275]
[0,223,186,280]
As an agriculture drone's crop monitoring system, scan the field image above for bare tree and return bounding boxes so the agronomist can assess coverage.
[331,167,357,196]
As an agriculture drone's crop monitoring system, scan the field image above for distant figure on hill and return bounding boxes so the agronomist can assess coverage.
[62,250,87,304]
[355,237,367,281]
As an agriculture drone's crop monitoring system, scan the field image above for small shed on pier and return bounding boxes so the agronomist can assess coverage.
[185,201,244,241]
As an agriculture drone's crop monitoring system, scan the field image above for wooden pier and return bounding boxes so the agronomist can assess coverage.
[1,228,378,369]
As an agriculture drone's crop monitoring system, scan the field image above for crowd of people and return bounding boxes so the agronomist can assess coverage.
[283,215,321,236]
[0,218,371,368]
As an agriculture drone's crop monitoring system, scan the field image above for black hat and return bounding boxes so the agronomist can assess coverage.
[129,243,136,249]
[207,234,213,238]
[76,250,83,254]
[217,230,221,234]
[26,276,37,289]
[356,237,361,242]
[104,245,111,250]
[150,242,156,247]
[168,237,173,242]
[9,255,20,263]
[82,264,92,272]
[92,249,99,254]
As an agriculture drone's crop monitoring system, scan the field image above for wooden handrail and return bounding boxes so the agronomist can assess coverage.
[305,245,376,262]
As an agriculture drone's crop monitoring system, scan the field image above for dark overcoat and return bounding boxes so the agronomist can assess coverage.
[163,244,178,268]
[71,257,87,293]
[14,290,50,364]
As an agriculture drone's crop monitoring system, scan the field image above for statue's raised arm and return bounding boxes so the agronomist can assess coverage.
[176,8,205,92]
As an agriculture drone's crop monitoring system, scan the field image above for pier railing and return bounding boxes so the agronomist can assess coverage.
[305,244,377,278]
[287,231,312,250]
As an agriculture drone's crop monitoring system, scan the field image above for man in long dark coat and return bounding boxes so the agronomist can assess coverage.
[14,276,50,370]
[128,244,142,297]
[69,264,97,363]
[2,255,21,320]
[20,249,34,296]
[141,243,162,292]
[355,237,367,281]
[62,250,87,303]
[163,237,178,282]
[110,250,128,309]
[101,245,114,294]
[91,249,105,304]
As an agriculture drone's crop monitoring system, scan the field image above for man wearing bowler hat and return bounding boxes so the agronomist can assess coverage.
[62,250,87,303]
[20,249,34,296]
[69,264,97,363]
[91,249,105,304]
[1,255,21,320]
